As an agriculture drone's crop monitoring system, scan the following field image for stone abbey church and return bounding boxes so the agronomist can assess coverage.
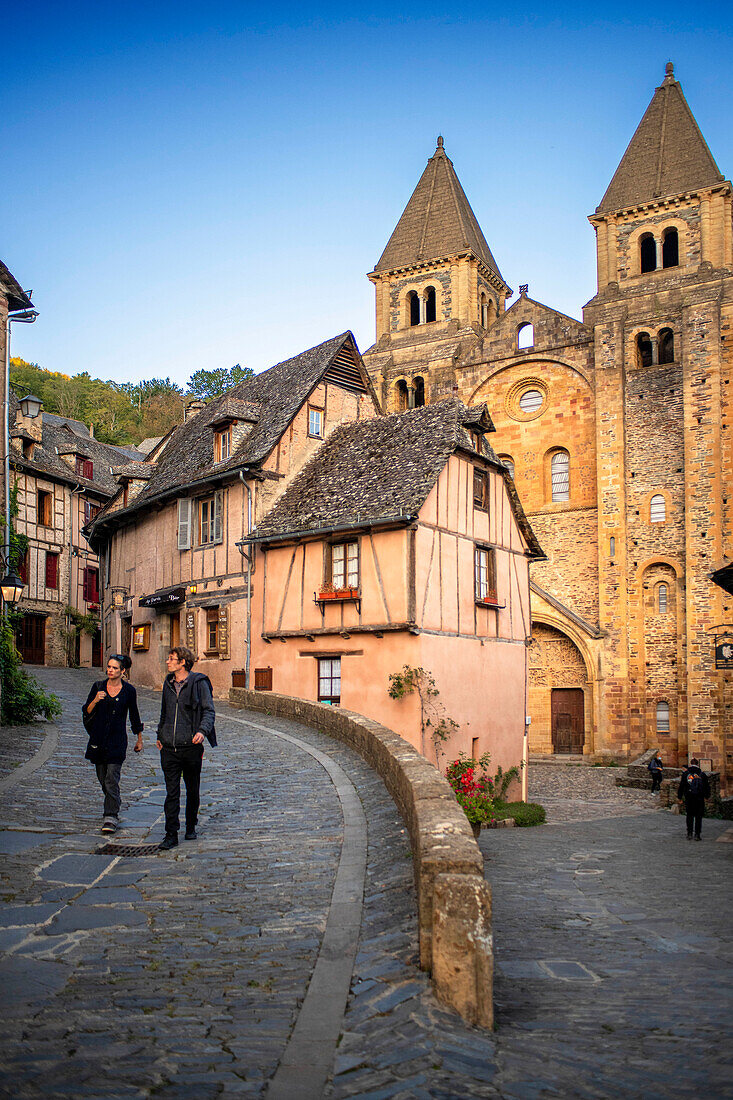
[362,64,732,781]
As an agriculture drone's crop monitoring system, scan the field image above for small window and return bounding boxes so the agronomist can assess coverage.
[413,376,425,407]
[395,380,409,411]
[636,332,653,368]
[83,566,100,604]
[518,388,543,413]
[199,491,223,546]
[37,489,53,527]
[318,657,341,705]
[206,607,220,654]
[474,546,497,603]
[22,439,35,460]
[658,328,674,364]
[640,233,656,273]
[517,323,534,350]
[479,294,488,327]
[408,290,420,327]
[656,701,670,733]
[308,406,324,438]
[551,451,570,502]
[215,425,232,463]
[75,456,94,480]
[658,583,668,613]
[662,227,679,268]
[499,455,515,478]
[330,541,359,590]
[609,536,616,557]
[84,500,101,524]
[650,495,666,523]
[425,286,436,323]
[473,468,489,510]
[45,551,59,591]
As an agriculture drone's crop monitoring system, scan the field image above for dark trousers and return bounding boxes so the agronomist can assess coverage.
[651,771,662,792]
[160,745,204,835]
[685,798,704,837]
[95,761,122,817]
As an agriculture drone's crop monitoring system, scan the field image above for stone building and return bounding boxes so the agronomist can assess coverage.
[362,64,732,784]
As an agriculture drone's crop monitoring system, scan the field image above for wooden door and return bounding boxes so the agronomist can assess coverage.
[170,613,180,648]
[92,629,102,667]
[121,619,132,658]
[17,615,46,665]
[551,688,585,753]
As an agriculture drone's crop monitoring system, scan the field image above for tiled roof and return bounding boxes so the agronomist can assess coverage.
[373,138,506,283]
[249,399,543,559]
[92,331,377,522]
[9,392,144,496]
[210,399,261,425]
[596,65,725,214]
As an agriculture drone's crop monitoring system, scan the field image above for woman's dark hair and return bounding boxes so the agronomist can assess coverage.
[108,653,132,672]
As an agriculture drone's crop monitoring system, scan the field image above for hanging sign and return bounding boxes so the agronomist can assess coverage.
[715,634,733,670]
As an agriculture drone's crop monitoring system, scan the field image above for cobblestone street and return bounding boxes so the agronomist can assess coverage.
[0,668,731,1099]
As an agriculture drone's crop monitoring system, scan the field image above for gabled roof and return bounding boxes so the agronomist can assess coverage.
[9,393,144,496]
[248,399,543,558]
[0,259,34,313]
[91,331,380,526]
[373,138,506,283]
[596,64,726,215]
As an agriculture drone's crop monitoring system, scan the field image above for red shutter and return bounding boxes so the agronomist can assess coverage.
[83,459,94,480]
[19,550,29,584]
[45,553,58,590]
[83,567,90,602]
[89,569,99,604]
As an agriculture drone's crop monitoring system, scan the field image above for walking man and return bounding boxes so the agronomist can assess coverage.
[156,646,216,850]
[677,757,711,841]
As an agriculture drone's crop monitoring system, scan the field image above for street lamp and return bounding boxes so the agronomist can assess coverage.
[19,393,42,419]
[0,569,24,607]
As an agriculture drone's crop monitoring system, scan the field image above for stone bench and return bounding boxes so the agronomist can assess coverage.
[229,687,493,1029]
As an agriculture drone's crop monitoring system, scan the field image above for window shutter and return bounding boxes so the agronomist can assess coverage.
[45,553,58,590]
[218,605,229,659]
[178,498,192,549]
[213,491,223,543]
[83,567,90,602]
[83,459,94,480]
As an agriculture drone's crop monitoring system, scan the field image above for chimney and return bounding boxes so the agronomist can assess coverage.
[184,399,206,422]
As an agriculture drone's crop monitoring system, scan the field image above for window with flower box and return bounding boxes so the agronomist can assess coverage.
[318,657,341,705]
[321,540,359,598]
[474,545,497,604]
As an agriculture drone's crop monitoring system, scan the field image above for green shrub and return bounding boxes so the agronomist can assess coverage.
[494,800,546,827]
[0,616,61,725]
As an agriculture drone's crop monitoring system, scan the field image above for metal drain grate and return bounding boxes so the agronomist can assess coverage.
[96,842,162,856]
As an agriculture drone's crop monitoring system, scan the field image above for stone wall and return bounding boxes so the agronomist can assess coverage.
[228,687,493,1029]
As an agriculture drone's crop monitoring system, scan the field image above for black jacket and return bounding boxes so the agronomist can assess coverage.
[157,672,216,750]
[677,766,710,803]
[83,680,143,764]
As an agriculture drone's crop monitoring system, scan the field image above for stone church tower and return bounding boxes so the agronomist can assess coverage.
[363,65,733,785]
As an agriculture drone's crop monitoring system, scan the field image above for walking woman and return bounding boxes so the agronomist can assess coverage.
[83,654,144,834]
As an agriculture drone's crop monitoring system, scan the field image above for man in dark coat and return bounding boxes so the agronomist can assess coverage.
[156,646,216,850]
[677,758,711,841]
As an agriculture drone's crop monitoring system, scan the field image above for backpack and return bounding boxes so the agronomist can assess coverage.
[686,771,704,797]
[192,674,217,746]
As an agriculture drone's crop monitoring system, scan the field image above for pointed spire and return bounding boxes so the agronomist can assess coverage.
[596,65,724,214]
[373,140,505,281]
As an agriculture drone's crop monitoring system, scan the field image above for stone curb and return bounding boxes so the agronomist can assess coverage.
[229,688,493,1029]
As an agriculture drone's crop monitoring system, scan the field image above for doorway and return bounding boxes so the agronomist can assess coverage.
[170,613,180,649]
[17,615,46,664]
[551,688,585,753]
[92,629,102,667]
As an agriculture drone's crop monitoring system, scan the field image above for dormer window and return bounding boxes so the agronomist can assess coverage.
[22,439,35,460]
[75,455,94,480]
[215,425,232,463]
[473,468,489,511]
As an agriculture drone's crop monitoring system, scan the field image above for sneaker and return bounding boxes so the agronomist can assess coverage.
[159,834,178,850]
[101,818,117,835]
[695,835,702,842]
[184,829,197,841]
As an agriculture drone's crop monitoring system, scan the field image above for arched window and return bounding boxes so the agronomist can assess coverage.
[499,455,515,478]
[640,233,656,273]
[656,701,670,733]
[637,332,653,368]
[407,291,420,327]
[609,536,616,557]
[650,494,666,523]
[658,583,668,614]
[519,388,543,413]
[517,322,534,350]
[395,380,409,411]
[424,286,436,323]
[551,450,570,502]
[479,293,488,327]
[658,328,674,364]
[413,376,425,407]
[662,227,679,268]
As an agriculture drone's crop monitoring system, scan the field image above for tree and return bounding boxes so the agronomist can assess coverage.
[188,363,254,400]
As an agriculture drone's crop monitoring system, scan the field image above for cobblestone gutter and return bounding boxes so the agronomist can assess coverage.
[229,687,493,1028]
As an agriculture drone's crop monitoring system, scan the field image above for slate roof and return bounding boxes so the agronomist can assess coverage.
[9,392,145,496]
[248,399,544,559]
[596,65,726,214]
[0,259,34,313]
[373,138,507,283]
[90,331,378,529]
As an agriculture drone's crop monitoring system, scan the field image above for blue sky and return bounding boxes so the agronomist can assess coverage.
[4,2,732,388]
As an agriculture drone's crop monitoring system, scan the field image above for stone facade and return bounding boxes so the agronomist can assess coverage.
[363,67,733,787]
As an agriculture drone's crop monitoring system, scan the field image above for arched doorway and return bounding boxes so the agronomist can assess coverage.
[528,623,589,755]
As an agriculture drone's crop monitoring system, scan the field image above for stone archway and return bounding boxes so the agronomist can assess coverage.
[528,623,589,755]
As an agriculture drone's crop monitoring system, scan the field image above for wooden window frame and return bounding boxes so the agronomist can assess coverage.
[37,489,53,527]
[83,566,100,605]
[323,540,359,595]
[318,656,341,705]
[75,455,94,480]
[308,405,324,439]
[45,551,59,591]
[474,544,498,605]
[198,490,224,546]
[132,623,151,651]
[473,467,489,511]
[84,499,101,524]
[214,425,232,463]
[205,606,220,655]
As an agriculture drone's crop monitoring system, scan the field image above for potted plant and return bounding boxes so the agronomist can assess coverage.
[446,754,496,837]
